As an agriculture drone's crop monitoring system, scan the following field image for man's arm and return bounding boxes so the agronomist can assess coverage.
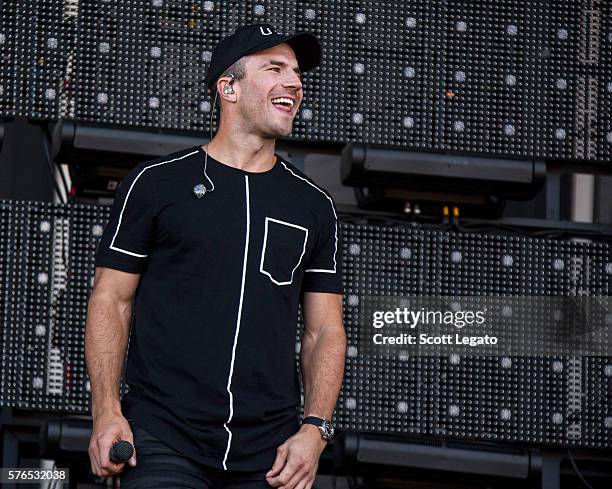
[85,266,140,477]
[300,291,346,420]
[266,291,345,489]
[86,266,139,417]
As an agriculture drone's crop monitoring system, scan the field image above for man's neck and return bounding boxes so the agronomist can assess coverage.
[204,131,277,173]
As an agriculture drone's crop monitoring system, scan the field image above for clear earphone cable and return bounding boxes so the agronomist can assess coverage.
[201,87,218,193]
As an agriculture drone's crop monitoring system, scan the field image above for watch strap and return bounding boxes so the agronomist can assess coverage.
[301,416,334,441]
[302,416,326,427]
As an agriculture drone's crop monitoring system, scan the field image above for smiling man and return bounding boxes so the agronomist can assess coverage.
[85,23,346,489]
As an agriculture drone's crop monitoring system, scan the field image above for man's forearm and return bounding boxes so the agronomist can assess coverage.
[85,291,132,419]
[300,326,346,420]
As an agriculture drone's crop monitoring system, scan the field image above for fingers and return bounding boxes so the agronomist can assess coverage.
[89,433,132,477]
[266,444,288,479]
[294,479,309,489]
[280,454,319,489]
[269,456,309,489]
[97,435,126,476]
[106,433,130,474]
[126,427,137,467]
[88,445,102,478]
[289,467,317,489]
[277,467,304,489]
[305,460,319,489]
[88,439,107,477]
[88,414,138,480]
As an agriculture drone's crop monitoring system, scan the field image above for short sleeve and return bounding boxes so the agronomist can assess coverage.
[301,198,343,294]
[94,165,156,274]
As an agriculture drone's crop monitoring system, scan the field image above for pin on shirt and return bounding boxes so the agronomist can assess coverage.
[193,184,207,198]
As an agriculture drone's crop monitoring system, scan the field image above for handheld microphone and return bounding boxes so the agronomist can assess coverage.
[87,439,134,482]
[109,439,134,464]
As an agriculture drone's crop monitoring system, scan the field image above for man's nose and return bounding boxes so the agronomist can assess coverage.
[283,72,303,90]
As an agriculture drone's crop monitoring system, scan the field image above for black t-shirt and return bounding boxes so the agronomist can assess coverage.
[94,145,343,471]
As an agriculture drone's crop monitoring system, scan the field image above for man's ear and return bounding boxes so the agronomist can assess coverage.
[217,76,237,103]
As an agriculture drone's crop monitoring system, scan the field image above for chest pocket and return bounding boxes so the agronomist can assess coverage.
[259,217,309,286]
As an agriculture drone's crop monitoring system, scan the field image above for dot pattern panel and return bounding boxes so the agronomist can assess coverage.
[337,221,611,449]
[598,1,612,161]
[543,1,586,160]
[0,202,17,405]
[434,0,542,156]
[29,0,68,119]
[0,201,130,413]
[0,1,30,116]
[338,1,435,148]
[0,200,610,449]
[1,1,612,163]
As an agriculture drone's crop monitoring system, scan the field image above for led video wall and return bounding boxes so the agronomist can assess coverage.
[1,200,610,448]
[1,1,611,163]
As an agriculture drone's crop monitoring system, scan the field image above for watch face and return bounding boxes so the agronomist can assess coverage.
[322,420,335,440]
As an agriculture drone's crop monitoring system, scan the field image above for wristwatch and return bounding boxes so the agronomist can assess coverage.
[301,416,335,441]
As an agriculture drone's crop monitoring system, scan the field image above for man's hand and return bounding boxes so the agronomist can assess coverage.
[88,411,137,478]
[266,424,327,489]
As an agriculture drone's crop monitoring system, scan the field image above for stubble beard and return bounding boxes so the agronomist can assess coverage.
[243,96,295,138]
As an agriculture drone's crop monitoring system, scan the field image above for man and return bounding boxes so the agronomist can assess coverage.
[85,23,346,489]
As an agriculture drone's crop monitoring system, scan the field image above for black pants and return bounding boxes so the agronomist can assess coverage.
[120,422,274,489]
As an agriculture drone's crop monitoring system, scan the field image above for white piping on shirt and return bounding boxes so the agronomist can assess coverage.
[222,175,250,470]
[279,161,338,273]
[259,217,308,285]
[109,150,199,257]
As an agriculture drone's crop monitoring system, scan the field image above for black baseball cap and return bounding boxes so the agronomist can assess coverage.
[203,23,321,94]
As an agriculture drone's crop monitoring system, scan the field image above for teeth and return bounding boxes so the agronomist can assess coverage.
[271,97,294,107]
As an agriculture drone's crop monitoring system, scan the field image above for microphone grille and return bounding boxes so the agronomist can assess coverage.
[110,440,134,463]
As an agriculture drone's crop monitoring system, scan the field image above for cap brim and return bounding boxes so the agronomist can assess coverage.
[284,32,322,73]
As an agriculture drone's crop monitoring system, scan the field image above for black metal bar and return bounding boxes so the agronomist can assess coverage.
[353,436,531,479]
